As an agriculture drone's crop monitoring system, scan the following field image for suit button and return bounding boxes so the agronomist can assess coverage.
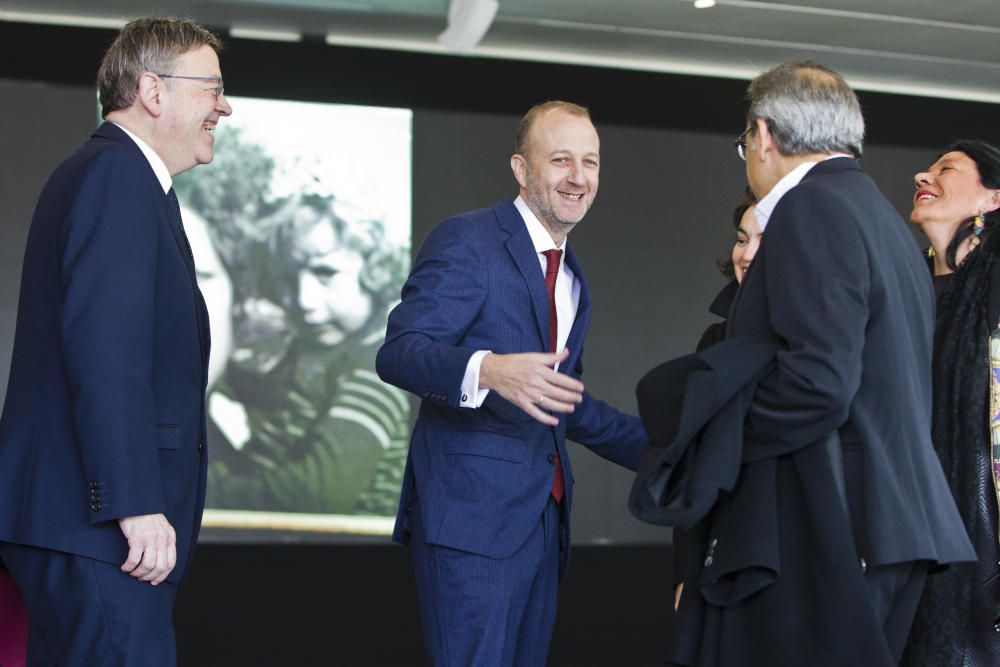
[91,503,101,512]
[198,441,204,452]
[704,555,713,567]
[859,557,868,573]
[547,454,556,464]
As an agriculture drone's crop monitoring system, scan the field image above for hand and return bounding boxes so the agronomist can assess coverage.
[117,513,177,585]
[480,348,584,426]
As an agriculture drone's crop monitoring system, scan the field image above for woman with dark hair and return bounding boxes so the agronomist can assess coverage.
[674,189,759,610]
[902,140,1000,666]
[697,190,762,350]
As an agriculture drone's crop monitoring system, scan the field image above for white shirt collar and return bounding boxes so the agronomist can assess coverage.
[514,195,567,254]
[754,154,851,231]
[111,122,172,194]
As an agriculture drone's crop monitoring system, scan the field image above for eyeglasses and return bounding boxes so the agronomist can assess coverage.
[157,74,224,97]
[734,127,752,161]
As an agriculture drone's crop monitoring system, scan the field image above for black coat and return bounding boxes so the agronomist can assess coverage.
[902,248,1000,666]
[632,158,975,666]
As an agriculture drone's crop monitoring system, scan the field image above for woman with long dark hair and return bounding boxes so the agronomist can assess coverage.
[673,190,759,610]
[903,140,1000,666]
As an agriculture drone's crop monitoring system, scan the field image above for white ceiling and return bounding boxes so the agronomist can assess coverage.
[3,0,1000,103]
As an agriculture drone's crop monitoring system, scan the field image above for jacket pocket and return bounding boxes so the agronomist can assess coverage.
[441,431,525,463]
[156,423,182,450]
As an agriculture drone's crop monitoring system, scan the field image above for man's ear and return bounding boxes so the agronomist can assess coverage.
[754,118,774,162]
[510,153,528,189]
[136,72,163,117]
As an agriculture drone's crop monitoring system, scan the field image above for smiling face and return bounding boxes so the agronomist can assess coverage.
[159,44,232,176]
[512,109,600,240]
[911,151,997,228]
[732,204,762,283]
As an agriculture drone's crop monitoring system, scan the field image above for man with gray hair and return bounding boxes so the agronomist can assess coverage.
[0,16,230,665]
[665,61,973,665]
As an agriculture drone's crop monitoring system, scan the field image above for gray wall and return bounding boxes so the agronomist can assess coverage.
[0,80,98,407]
[0,83,938,544]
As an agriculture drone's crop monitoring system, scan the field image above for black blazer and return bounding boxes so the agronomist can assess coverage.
[727,157,971,570]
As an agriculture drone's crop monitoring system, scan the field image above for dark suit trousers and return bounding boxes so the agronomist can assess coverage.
[0,542,178,667]
[866,560,928,663]
[410,496,562,667]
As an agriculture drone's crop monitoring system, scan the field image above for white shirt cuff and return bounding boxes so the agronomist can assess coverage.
[459,350,492,408]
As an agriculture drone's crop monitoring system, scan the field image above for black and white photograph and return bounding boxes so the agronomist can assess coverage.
[173,97,413,539]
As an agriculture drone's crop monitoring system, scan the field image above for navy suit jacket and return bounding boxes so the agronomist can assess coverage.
[377,198,646,576]
[0,122,210,584]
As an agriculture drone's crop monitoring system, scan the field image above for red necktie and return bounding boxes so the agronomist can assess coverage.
[542,249,566,503]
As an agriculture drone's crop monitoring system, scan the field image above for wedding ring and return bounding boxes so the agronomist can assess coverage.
[538,396,546,406]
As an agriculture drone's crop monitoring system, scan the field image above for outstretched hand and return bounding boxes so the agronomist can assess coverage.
[480,348,584,426]
[118,513,177,585]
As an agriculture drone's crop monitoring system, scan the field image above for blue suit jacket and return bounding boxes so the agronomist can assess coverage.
[0,123,210,584]
[377,198,646,576]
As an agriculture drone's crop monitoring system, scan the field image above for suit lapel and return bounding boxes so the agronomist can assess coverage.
[564,245,591,356]
[495,200,551,351]
[164,196,212,386]
[164,193,199,283]
[97,124,198,282]
[97,124,211,383]
[504,229,551,352]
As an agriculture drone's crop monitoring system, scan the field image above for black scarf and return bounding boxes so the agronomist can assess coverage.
[903,242,996,666]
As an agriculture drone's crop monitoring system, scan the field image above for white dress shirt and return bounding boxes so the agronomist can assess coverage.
[754,154,852,232]
[111,122,172,194]
[458,196,581,408]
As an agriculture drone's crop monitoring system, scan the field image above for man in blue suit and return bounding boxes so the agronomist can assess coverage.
[377,101,647,667]
[0,17,231,665]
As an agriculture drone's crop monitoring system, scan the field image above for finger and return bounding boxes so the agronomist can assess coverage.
[537,398,576,414]
[133,540,157,579]
[543,372,585,394]
[149,536,171,585]
[121,544,144,574]
[142,534,166,583]
[534,348,569,366]
[521,400,559,426]
[537,384,584,405]
[164,542,177,579]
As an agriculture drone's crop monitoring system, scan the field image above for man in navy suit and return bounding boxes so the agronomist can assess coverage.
[377,101,647,667]
[0,17,231,665]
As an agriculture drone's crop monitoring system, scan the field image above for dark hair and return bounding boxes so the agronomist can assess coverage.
[941,140,1000,270]
[718,188,758,279]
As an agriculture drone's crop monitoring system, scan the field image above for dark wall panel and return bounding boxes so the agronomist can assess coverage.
[0,80,99,407]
